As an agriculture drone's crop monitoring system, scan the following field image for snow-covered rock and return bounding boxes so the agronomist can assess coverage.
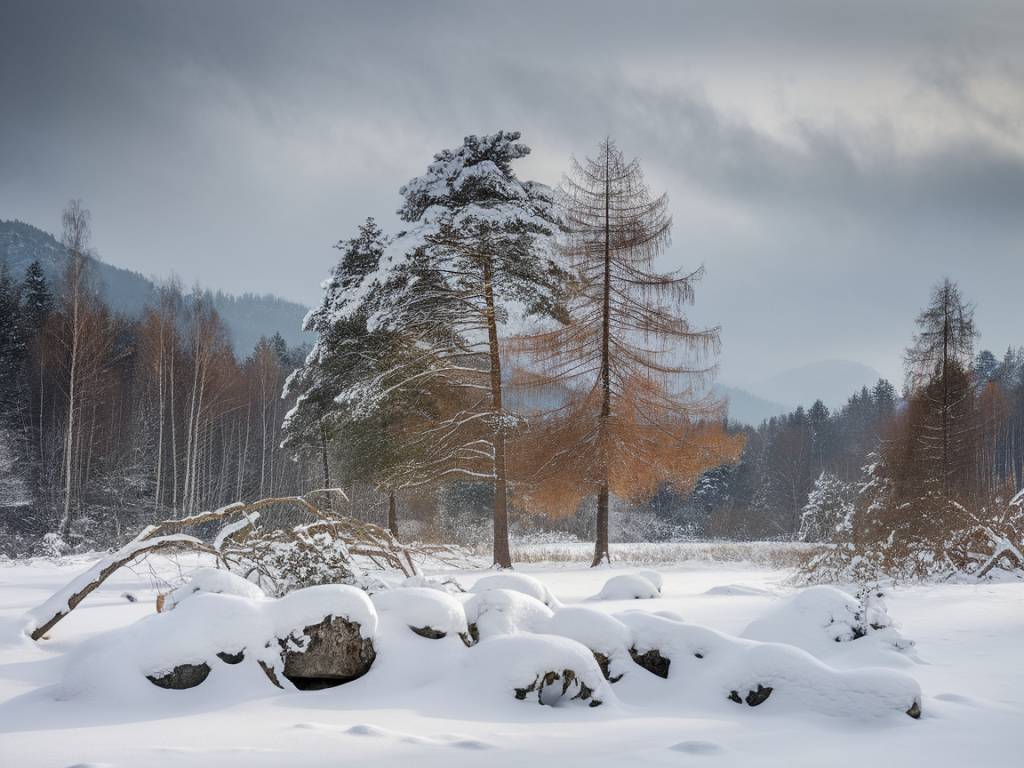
[592,573,661,601]
[471,572,562,608]
[61,584,379,699]
[616,611,921,718]
[372,587,469,640]
[464,588,554,641]
[541,607,633,680]
[464,634,611,707]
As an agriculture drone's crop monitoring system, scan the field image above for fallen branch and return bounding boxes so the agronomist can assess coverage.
[25,533,217,641]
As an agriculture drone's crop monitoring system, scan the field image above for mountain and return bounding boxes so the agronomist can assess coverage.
[746,359,886,411]
[715,384,790,427]
[0,219,312,355]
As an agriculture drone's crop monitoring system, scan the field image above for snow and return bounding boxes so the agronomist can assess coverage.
[542,606,632,656]
[272,584,377,639]
[2,554,1024,766]
[371,587,468,637]
[591,572,661,600]
[462,587,553,639]
[463,633,611,706]
[54,584,378,702]
[162,567,266,610]
[743,585,870,644]
[470,571,562,607]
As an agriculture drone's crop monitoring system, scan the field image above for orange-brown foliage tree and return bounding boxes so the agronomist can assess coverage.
[511,139,743,566]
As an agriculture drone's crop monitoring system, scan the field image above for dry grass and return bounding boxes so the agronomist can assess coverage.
[469,540,818,569]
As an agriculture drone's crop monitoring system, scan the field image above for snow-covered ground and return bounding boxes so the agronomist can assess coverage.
[1,554,1022,767]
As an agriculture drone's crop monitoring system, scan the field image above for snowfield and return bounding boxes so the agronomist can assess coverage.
[0,554,1022,767]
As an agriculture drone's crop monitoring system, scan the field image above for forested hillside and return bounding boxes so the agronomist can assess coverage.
[0,219,312,354]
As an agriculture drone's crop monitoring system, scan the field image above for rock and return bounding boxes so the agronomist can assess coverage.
[728,684,773,706]
[592,652,622,683]
[409,625,446,640]
[514,669,602,707]
[216,649,245,664]
[629,646,670,678]
[146,662,211,690]
[906,700,922,719]
[280,616,376,690]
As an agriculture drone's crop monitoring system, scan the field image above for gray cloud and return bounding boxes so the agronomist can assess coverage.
[2,0,1022,387]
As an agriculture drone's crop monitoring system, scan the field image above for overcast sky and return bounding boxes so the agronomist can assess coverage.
[2,0,1022,387]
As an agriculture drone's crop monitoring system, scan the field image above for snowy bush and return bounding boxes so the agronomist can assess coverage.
[741,585,907,658]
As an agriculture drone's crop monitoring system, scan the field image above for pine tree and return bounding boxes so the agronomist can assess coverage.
[0,263,26,418]
[21,260,53,331]
[799,471,853,542]
[343,132,565,566]
[513,138,741,566]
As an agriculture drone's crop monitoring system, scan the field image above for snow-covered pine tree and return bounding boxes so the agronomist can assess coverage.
[332,132,565,567]
[0,263,27,419]
[799,471,853,542]
[20,260,53,332]
[282,218,403,502]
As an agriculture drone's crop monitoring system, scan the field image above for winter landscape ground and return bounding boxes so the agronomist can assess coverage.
[1,550,1021,768]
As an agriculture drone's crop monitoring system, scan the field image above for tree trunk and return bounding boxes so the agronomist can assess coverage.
[592,143,613,568]
[59,269,80,540]
[387,490,398,539]
[483,254,512,568]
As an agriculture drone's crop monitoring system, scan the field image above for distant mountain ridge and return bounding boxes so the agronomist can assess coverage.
[745,359,887,411]
[0,219,312,355]
[715,384,789,427]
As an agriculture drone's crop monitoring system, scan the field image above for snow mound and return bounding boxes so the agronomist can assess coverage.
[704,584,774,597]
[592,573,661,601]
[162,567,265,610]
[471,572,562,608]
[616,611,921,718]
[741,585,898,657]
[464,588,554,640]
[542,607,633,681]
[464,634,611,707]
[273,584,377,639]
[542,607,632,656]
[60,585,378,701]
[636,570,663,592]
[372,587,469,639]
[400,574,465,594]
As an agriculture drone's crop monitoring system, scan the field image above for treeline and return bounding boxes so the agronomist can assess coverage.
[683,279,1023,578]
[0,202,315,555]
